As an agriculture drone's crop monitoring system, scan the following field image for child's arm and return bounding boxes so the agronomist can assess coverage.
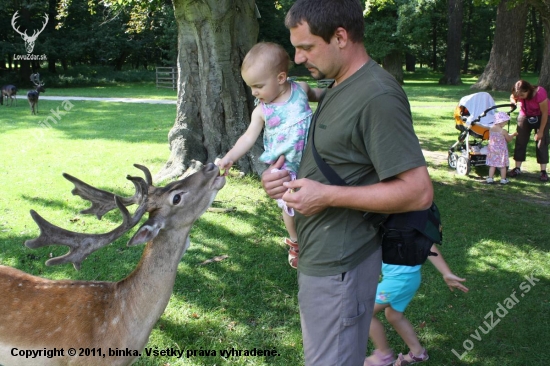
[217,105,265,172]
[503,130,518,142]
[427,245,469,293]
[296,81,325,103]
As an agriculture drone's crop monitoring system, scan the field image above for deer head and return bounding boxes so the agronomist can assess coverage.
[30,73,45,91]
[12,11,48,54]
[25,163,226,270]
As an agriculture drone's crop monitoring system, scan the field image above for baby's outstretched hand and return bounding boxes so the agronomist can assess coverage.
[443,273,469,293]
[215,157,233,176]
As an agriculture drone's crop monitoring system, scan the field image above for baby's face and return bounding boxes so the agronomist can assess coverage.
[242,64,286,104]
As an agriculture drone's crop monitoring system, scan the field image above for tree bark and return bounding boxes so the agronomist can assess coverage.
[155,0,262,182]
[529,0,550,91]
[462,0,473,74]
[405,53,415,72]
[471,0,528,91]
[439,0,463,85]
[382,50,404,84]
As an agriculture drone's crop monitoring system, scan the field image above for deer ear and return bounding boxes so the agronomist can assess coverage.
[127,218,164,246]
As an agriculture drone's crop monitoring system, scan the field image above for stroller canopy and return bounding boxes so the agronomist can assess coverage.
[459,92,496,127]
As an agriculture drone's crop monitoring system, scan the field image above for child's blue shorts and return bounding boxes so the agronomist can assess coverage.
[374,271,422,313]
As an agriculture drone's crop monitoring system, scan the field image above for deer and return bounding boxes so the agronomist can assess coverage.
[0,163,226,366]
[27,73,45,115]
[1,84,18,106]
[12,11,49,54]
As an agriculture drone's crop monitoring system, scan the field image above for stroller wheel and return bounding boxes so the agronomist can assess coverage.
[456,156,471,176]
[448,152,459,169]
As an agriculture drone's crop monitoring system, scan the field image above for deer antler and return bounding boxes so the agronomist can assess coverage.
[11,11,26,38]
[25,175,149,271]
[30,13,49,40]
[30,73,44,86]
[64,164,153,219]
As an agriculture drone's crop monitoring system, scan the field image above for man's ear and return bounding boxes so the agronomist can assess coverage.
[127,217,165,246]
[334,27,348,48]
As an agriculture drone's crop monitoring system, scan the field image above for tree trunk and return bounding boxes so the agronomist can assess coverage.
[462,0,473,74]
[471,0,528,91]
[382,50,403,84]
[405,53,415,72]
[155,0,262,182]
[538,15,550,90]
[431,22,438,70]
[529,0,550,91]
[439,0,463,85]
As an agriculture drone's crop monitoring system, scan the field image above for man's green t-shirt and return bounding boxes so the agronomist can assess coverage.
[295,60,426,277]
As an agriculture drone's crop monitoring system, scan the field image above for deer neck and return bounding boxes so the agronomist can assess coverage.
[116,226,191,346]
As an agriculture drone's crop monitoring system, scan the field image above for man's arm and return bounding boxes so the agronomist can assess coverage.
[281,165,433,216]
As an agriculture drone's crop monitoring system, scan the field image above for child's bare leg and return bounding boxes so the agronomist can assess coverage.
[282,211,298,268]
[500,167,507,179]
[365,303,394,364]
[488,166,496,178]
[385,307,424,360]
[282,211,297,242]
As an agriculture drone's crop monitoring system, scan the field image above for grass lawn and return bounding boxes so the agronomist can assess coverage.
[43,82,178,100]
[0,71,549,366]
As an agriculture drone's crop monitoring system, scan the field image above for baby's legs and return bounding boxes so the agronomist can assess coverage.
[282,210,298,269]
[282,210,297,242]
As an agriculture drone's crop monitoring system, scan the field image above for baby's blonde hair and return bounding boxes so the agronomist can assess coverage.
[242,42,290,75]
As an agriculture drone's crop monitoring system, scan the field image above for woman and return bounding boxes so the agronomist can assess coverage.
[509,80,549,182]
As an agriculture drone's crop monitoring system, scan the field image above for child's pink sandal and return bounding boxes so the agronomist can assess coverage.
[393,349,429,366]
[364,349,395,366]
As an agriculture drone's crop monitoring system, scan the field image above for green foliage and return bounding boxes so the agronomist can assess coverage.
[364,0,448,68]
[0,0,176,76]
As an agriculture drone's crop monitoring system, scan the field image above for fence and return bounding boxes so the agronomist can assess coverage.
[156,67,177,90]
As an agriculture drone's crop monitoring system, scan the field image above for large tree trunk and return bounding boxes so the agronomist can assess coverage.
[382,50,404,84]
[462,0,473,74]
[155,0,262,182]
[439,0,463,85]
[530,0,550,91]
[471,0,528,91]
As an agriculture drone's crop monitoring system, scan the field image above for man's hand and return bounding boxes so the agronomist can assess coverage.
[261,156,291,199]
[282,178,332,216]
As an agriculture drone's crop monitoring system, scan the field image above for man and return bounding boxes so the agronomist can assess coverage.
[261,0,433,365]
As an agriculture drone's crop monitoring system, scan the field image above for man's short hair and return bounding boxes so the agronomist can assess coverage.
[285,0,364,44]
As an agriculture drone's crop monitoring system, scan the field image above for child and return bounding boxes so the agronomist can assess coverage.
[486,112,518,184]
[217,42,313,269]
[364,245,469,366]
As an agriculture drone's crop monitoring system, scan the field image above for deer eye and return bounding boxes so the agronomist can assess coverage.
[172,194,181,205]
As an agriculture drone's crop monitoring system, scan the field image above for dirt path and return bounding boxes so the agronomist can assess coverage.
[40,96,176,104]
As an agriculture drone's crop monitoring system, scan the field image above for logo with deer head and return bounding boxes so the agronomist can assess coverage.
[11,11,48,54]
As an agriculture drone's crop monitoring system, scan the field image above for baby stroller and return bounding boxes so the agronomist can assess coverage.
[448,92,516,175]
